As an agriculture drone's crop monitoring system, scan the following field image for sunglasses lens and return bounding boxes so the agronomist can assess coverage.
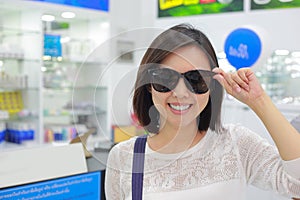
[152,84,170,92]
[184,70,210,94]
[150,68,178,92]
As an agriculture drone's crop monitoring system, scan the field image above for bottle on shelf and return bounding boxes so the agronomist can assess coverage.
[0,122,6,144]
[5,121,35,144]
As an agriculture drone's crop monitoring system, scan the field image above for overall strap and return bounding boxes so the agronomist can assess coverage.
[132,134,147,200]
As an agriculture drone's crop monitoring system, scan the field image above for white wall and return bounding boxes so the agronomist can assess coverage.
[154,7,300,70]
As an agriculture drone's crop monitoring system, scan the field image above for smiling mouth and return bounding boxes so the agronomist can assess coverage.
[168,103,192,111]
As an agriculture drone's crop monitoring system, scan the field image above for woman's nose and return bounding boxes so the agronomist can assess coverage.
[172,78,190,98]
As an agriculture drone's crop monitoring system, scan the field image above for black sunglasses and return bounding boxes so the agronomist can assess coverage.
[148,68,216,94]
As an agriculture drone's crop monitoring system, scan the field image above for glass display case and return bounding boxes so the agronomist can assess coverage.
[0,5,110,150]
[0,16,43,148]
[256,50,300,103]
[41,18,110,149]
[42,58,109,148]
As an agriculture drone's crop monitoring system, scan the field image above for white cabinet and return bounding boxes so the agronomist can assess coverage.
[0,5,111,150]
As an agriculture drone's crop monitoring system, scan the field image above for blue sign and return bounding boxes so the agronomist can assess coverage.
[0,171,101,199]
[28,0,109,12]
[44,34,62,57]
[224,28,262,69]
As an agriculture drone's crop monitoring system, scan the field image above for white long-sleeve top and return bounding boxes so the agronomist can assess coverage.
[105,124,300,200]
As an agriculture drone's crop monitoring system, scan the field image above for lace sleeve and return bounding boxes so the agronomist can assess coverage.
[232,125,300,198]
[105,144,124,200]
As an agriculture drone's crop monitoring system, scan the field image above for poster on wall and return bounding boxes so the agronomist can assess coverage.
[27,0,109,12]
[251,0,300,10]
[44,34,62,57]
[158,0,243,17]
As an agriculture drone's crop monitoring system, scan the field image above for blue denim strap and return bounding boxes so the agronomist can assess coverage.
[132,135,147,200]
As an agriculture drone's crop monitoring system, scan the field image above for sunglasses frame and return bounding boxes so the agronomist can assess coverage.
[148,67,216,94]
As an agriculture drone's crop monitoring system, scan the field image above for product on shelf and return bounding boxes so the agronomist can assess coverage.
[0,43,24,59]
[0,122,5,143]
[5,122,35,144]
[0,91,24,114]
[44,124,87,143]
[0,110,9,120]
[0,71,28,89]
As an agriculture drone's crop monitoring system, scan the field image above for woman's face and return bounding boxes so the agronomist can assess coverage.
[151,44,211,129]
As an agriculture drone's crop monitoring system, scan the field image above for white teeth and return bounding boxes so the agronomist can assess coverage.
[169,104,191,111]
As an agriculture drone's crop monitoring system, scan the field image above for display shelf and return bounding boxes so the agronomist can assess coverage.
[0,26,40,36]
[42,35,99,63]
[0,8,44,149]
[42,61,109,147]
[0,87,39,92]
[43,86,107,91]
[43,58,105,64]
[0,115,39,121]
[0,26,42,60]
[43,110,106,117]
[0,57,40,62]
[43,86,109,128]
[0,3,111,150]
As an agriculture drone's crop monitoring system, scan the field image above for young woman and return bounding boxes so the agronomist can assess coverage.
[105,23,300,199]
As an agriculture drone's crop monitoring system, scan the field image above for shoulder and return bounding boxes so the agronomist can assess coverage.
[109,136,137,156]
[222,123,271,148]
[223,123,261,138]
[106,137,138,170]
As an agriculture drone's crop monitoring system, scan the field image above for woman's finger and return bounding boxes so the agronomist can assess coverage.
[237,68,249,83]
[212,68,237,94]
[232,71,250,92]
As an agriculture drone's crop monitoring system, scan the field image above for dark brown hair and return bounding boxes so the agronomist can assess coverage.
[133,23,224,133]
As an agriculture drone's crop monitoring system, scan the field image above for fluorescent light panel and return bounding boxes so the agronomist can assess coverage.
[61,12,76,19]
[41,14,55,22]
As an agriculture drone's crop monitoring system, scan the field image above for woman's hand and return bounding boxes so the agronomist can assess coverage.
[212,67,265,107]
[213,67,300,161]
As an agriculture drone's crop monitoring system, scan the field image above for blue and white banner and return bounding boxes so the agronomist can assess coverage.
[0,171,101,199]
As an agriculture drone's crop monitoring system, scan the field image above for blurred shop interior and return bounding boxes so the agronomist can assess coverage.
[0,0,299,199]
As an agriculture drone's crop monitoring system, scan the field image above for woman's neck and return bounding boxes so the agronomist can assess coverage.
[148,122,206,154]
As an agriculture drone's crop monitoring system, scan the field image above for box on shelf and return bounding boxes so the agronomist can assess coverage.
[0,91,23,114]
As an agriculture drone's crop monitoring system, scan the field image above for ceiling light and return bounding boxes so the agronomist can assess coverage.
[41,14,55,22]
[61,12,76,19]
